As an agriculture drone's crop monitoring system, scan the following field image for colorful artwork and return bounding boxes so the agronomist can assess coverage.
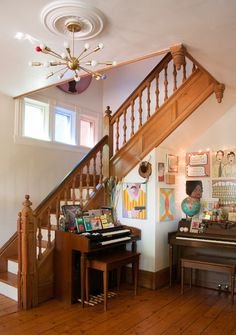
[167,154,178,173]
[122,183,147,219]
[212,149,236,178]
[160,188,175,221]
[185,151,210,177]
[158,162,165,182]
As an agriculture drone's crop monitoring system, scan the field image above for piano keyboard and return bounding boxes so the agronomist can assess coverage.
[100,236,131,245]
[101,229,130,237]
[176,236,236,245]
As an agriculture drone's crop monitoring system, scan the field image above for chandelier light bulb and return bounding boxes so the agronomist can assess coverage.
[74,74,81,82]
[64,41,69,49]
[84,43,90,50]
[98,43,104,49]
[112,61,117,66]
[91,60,98,67]
[40,43,46,50]
[61,53,67,60]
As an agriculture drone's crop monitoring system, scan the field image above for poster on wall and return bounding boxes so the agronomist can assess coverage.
[158,162,165,182]
[122,183,147,219]
[160,188,175,221]
[167,154,178,173]
[185,151,210,177]
[212,149,236,178]
[212,179,236,205]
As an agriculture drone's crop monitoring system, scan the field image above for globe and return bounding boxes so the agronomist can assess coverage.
[181,197,201,217]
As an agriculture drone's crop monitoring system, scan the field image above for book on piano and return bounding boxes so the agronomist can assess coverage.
[75,217,85,233]
[100,214,114,229]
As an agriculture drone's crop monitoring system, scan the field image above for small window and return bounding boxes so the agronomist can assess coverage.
[54,106,76,145]
[23,98,49,141]
[80,118,94,148]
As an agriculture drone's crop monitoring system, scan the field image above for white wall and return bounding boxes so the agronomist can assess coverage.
[116,150,157,272]
[103,55,163,112]
[0,81,103,247]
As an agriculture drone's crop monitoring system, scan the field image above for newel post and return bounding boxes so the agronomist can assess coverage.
[170,44,186,70]
[17,195,38,310]
[103,106,113,178]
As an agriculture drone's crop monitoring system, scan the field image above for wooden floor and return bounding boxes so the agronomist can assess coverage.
[1,285,236,334]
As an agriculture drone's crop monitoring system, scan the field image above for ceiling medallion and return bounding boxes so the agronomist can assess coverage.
[40,0,105,40]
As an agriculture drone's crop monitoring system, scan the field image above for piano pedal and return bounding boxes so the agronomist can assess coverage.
[78,291,117,307]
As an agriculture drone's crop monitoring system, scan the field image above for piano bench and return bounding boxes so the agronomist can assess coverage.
[86,250,140,311]
[181,255,236,304]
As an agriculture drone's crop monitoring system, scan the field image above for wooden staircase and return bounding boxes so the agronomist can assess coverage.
[0,44,225,309]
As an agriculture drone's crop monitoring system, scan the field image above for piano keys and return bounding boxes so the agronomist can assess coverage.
[168,219,236,287]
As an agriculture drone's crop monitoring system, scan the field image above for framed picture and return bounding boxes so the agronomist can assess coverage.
[160,188,175,221]
[186,151,210,177]
[190,218,202,233]
[122,182,147,219]
[158,162,165,182]
[61,205,82,226]
[167,154,178,173]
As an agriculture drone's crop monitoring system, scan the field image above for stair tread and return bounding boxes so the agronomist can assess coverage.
[7,255,18,262]
[0,272,17,287]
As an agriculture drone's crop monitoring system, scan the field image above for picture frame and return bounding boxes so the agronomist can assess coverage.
[167,154,178,173]
[190,218,202,233]
[185,151,210,177]
[61,205,82,226]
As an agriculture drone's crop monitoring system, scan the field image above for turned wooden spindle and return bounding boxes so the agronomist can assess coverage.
[86,163,90,201]
[155,73,160,110]
[147,82,151,119]
[123,109,127,145]
[93,154,97,192]
[79,172,83,205]
[115,117,119,153]
[173,64,177,92]
[164,65,168,101]
[99,149,103,185]
[138,92,143,128]
[130,100,135,136]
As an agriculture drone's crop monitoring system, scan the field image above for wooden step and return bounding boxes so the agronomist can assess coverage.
[7,255,18,275]
[7,255,18,263]
[0,272,17,288]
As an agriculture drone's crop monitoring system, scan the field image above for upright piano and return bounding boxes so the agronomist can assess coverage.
[55,224,141,305]
[168,219,236,286]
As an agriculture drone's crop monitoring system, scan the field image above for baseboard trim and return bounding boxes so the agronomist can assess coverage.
[126,267,169,290]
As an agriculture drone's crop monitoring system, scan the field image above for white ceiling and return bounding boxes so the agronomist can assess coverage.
[1,0,236,97]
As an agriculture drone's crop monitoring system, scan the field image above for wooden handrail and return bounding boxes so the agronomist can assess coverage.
[34,135,108,215]
[0,232,18,256]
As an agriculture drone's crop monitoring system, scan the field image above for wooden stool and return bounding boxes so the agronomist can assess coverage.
[181,255,236,304]
[86,250,140,311]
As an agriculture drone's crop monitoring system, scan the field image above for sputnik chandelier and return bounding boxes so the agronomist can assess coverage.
[29,19,116,82]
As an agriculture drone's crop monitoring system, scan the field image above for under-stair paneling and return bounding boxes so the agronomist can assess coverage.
[110,69,215,178]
